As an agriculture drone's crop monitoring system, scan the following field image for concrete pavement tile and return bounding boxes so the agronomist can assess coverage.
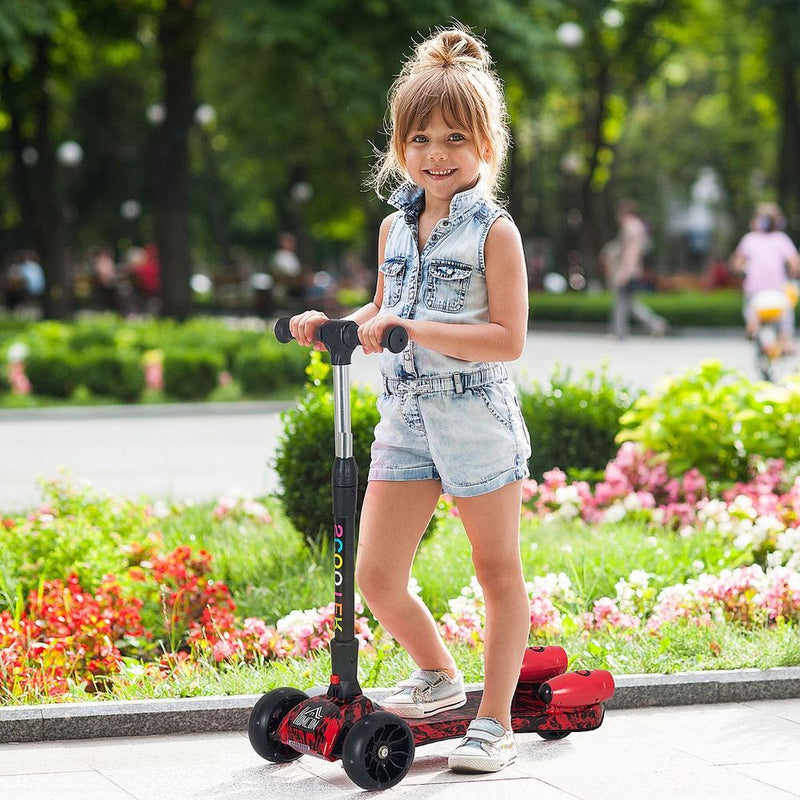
[0,770,137,800]
[620,703,800,765]
[108,760,366,800]
[0,740,94,776]
[728,761,800,797]
[388,776,578,799]
[744,698,800,725]
[60,731,248,771]
[513,734,795,800]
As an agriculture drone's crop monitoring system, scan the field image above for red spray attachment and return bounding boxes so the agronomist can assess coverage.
[518,645,569,684]
[538,669,615,709]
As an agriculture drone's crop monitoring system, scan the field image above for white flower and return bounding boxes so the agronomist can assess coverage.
[623,493,643,512]
[604,502,627,523]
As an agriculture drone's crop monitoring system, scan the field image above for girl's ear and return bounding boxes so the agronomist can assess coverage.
[481,141,492,162]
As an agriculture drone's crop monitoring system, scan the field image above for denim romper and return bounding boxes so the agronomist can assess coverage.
[368,183,531,497]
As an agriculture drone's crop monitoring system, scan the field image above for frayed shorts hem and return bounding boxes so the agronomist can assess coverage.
[368,463,528,498]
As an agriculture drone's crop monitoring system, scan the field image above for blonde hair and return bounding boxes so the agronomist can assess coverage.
[371,26,511,201]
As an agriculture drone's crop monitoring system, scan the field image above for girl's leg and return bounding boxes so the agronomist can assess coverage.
[455,480,529,729]
[356,478,456,674]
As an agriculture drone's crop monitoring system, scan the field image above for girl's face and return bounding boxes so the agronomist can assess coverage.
[403,108,488,207]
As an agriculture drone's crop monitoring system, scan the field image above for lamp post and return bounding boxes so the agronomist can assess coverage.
[56,139,84,315]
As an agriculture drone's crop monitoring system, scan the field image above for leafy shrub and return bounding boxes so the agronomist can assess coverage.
[165,318,262,370]
[162,348,225,400]
[617,360,800,482]
[24,348,79,397]
[530,289,759,327]
[274,353,379,548]
[69,322,116,352]
[78,347,145,402]
[232,339,308,395]
[0,480,149,609]
[518,366,636,481]
[0,364,9,394]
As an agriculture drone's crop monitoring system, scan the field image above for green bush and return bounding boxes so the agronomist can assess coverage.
[163,349,225,400]
[617,360,800,482]
[518,366,636,481]
[69,322,117,352]
[232,339,308,396]
[274,353,379,548]
[24,348,79,397]
[529,289,764,328]
[78,347,145,402]
[165,318,262,370]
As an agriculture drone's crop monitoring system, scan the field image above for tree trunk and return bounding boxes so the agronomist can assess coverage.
[153,0,199,320]
[776,63,800,231]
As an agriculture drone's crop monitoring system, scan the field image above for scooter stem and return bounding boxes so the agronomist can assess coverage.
[325,322,362,700]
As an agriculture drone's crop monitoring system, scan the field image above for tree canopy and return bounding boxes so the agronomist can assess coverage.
[1,0,798,316]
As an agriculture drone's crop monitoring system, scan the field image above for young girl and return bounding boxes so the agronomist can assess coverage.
[289,26,531,773]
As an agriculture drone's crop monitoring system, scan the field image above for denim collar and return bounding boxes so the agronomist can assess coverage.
[388,182,484,226]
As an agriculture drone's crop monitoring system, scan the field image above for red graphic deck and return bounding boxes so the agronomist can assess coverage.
[398,682,604,746]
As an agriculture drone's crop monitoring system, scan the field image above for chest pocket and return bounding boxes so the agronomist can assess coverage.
[423,259,472,313]
[379,256,406,308]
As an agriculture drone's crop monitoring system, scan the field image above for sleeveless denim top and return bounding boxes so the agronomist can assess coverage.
[379,182,510,381]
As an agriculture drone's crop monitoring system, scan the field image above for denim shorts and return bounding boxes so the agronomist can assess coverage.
[368,365,531,497]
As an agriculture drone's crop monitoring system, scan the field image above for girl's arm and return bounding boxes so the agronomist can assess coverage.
[358,216,529,362]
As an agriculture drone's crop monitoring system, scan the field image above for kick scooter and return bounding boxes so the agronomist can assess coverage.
[248,317,615,791]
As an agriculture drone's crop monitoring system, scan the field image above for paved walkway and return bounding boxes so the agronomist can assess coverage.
[2,328,792,513]
[1,697,799,799]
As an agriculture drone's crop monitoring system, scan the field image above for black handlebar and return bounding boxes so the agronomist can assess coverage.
[274,316,408,365]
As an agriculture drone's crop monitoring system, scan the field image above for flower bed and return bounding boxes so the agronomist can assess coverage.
[1,441,799,704]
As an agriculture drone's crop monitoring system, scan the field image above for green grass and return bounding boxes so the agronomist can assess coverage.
[410,516,745,621]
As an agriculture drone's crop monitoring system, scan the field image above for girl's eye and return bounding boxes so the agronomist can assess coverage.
[449,133,466,142]
[411,135,428,144]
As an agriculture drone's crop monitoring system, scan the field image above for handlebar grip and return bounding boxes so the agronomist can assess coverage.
[273,317,408,354]
[274,317,293,343]
[382,326,408,353]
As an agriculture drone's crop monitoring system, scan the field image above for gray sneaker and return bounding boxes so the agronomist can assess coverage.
[448,717,518,773]
[379,669,467,718]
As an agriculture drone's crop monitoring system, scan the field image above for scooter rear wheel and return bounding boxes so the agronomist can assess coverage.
[537,729,571,741]
[341,711,415,790]
[248,687,308,762]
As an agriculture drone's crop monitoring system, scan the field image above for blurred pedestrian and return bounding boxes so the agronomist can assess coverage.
[604,200,667,339]
[123,244,161,315]
[3,251,45,312]
[269,232,304,306]
[730,202,800,352]
[88,245,120,312]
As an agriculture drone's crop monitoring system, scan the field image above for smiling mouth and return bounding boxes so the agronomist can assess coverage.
[425,168,456,177]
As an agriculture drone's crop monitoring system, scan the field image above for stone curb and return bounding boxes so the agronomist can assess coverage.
[2,666,798,744]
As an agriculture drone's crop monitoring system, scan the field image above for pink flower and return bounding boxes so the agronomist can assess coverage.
[9,362,31,395]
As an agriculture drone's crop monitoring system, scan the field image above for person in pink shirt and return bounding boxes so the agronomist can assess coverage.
[731,202,800,352]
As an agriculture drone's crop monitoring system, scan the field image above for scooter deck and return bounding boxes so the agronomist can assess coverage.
[400,683,604,746]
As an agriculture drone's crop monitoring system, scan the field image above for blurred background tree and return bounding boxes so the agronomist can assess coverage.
[1,0,798,318]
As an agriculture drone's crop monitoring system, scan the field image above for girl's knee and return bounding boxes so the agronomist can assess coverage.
[356,561,402,606]
[472,558,524,595]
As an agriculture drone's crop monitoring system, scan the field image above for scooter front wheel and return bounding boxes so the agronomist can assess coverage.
[248,687,308,762]
[341,711,415,790]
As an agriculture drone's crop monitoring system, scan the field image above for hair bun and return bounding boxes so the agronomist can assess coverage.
[415,28,490,70]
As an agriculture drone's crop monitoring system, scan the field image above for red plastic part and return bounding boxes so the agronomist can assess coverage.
[539,669,615,709]
[518,645,569,684]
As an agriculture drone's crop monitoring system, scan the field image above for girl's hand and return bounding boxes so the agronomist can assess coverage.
[357,314,409,355]
[289,310,329,350]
